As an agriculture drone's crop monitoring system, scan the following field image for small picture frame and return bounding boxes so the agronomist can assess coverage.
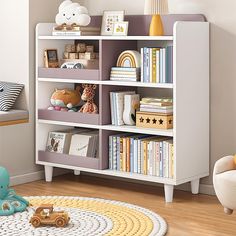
[101,10,125,36]
[113,21,129,36]
[44,49,59,68]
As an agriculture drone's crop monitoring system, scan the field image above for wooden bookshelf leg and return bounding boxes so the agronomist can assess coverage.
[74,170,81,176]
[45,165,53,182]
[164,184,174,203]
[191,179,200,194]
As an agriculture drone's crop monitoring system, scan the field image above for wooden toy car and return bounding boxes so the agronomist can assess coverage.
[30,204,70,227]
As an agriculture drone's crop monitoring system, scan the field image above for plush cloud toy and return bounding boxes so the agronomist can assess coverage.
[55,0,91,26]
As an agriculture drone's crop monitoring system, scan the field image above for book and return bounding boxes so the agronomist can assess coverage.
[110,92,115,125]
[156,49,160,83]
[109,136,113,169]
[46,131,72,154]
[140,108,173,114]
[69,133,98,157]
[52,31,100,36]
[126,138,131,172]
[115,91,135,126]
[141,48,144,82]
[113,136,118,170]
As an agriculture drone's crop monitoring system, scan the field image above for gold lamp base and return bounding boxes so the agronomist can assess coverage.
[149,14,164,36]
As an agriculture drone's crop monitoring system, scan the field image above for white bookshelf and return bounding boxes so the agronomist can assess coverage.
[36,21,209,203]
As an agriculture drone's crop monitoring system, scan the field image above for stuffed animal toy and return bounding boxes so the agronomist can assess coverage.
[55,0,91,28]
[0,167,29,216]
[48,86,81,112]
[79,84,98,114]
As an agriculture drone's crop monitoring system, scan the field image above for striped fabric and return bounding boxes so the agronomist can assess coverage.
[0,81,24,111]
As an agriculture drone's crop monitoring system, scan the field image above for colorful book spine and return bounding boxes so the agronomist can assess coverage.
[122,137,127,171]
[138,140,142,174]
[159,142,163,177]
[109,136,113,170]
[152,49,157,83]
[126,138,130,172]
[149,48,153,83]
[141,48,144,82]
[130,138,134,173]
[156,49,160,83]
[143,141,148,175]
[120,138,124,171]
[155,142,160,177]
[117,137,120,171]
[133,139,138,173]
[113,136,117,170]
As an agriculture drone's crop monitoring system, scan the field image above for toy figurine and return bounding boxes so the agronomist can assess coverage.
[0,167,29,216]
[79,84,98,114]
[48,86,81,112]
[55,0,91,27]
[30,204,70,228]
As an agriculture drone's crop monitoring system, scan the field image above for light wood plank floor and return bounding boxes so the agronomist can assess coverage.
[14,174,236,236]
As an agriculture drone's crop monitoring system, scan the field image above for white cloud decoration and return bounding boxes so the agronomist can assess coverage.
[55,0,91,26]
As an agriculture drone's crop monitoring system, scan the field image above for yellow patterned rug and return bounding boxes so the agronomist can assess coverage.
[0,196,167,236]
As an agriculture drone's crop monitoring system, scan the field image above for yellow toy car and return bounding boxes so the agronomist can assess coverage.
[30,204,70,227]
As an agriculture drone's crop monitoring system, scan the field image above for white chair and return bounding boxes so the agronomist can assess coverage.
[213,156,236,214]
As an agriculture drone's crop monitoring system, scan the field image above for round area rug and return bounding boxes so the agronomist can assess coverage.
[0,196,167,236]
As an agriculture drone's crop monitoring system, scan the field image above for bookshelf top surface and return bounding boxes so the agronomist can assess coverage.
[38,35,174,41]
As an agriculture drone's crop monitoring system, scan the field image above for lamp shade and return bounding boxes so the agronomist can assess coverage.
[144,0,169,15]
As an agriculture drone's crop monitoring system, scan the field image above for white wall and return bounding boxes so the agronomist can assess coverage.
[0,0,34,177]
[83,0,236,186]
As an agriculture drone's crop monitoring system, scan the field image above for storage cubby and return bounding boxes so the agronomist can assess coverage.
[37,123,103,170]
[36,17,209,203]
[37,81,100,125]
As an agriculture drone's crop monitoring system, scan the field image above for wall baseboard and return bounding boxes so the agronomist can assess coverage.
[10,170,215,196]
[10,168,69,186]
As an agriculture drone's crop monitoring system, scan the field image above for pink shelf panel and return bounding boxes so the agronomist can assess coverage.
[38,151,102,170]
[89,14,206,36]
[38,68,100,81]
[38,109,100,125]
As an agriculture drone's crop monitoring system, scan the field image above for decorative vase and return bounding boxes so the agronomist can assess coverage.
[149,14,164,36]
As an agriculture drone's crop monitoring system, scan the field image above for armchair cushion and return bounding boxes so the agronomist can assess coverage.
[0,81,24,111]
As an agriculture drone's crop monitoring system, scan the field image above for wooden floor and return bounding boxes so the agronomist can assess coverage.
[14,174,236,236]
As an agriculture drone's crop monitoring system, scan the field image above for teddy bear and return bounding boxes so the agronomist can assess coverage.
[48,86,81,112]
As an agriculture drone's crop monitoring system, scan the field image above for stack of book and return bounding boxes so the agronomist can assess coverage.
[141,46,173,84]
[140,97,173,114]
[110,67,140,82]
[110,91,140,126]
[53,26,100,36]
[46,128,99,158]
[109,133,174,178]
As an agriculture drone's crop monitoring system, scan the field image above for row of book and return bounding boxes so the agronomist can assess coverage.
[140,97,173,114]
[110,67,140,82]
[109,134,174,178]
[141,46,173,84]
[46,128,99,158]
[110,90,139,126]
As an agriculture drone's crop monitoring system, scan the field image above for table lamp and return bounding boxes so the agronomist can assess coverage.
[144,0,169,36]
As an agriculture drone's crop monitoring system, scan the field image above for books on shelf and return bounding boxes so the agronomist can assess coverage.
[141,46,173,84]
[52,26,100,36]
[110,91,136,126]
[46,128,99,157]
[140,97,173,114]
[110,67,140,82]
[109,133,174,178]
